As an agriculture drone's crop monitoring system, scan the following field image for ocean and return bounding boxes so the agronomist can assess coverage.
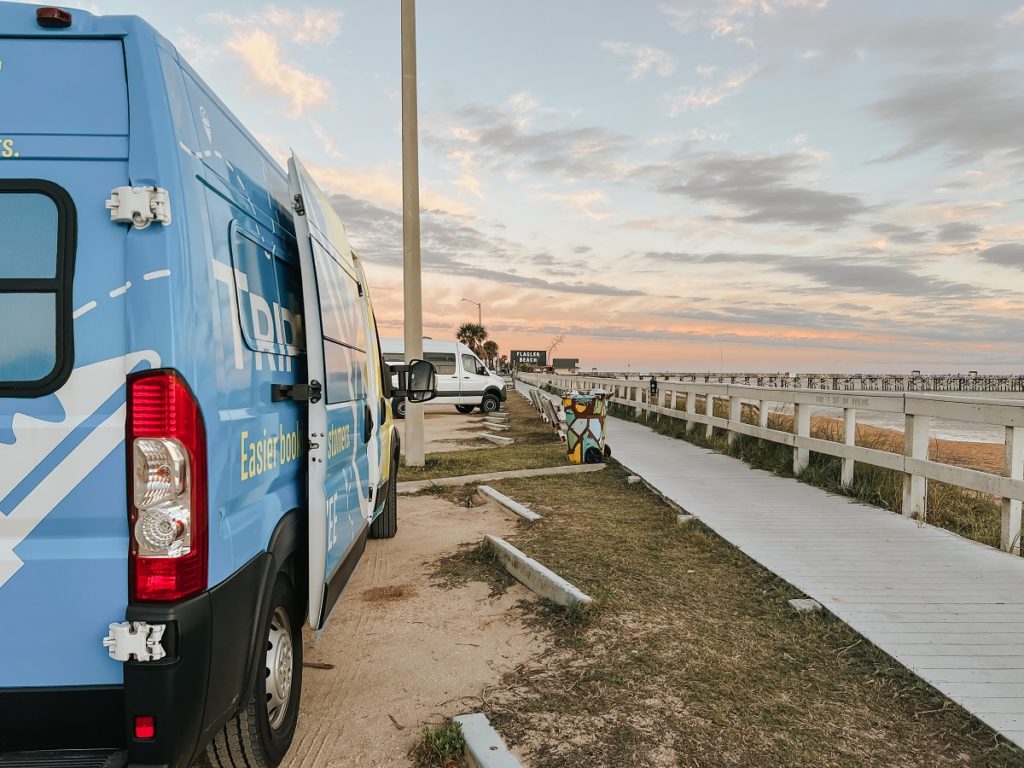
[767,391,1023,445]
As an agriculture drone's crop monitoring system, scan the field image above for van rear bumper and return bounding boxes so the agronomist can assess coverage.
[0,553,271,768]
[123,552,271,768]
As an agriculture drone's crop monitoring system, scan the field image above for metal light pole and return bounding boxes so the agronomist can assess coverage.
[401,0,424,467]
[461,297,481,326]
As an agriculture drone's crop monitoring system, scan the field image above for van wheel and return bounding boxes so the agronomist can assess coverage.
[202,575,302,768]
[479,393,501,414]
[394,398,406,419]
[455,404,475,414]
[369,458,398,539]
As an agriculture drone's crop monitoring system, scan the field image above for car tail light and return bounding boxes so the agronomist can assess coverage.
[127,371,207,602]
[134,715,156,740]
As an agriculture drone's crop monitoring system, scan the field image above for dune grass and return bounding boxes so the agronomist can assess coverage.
[434,465,1023,766]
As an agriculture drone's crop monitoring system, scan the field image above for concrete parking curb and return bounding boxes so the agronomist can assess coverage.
[454,713,522,768]
[481,433,514,446]
[485,534,592,607]
[397,463,606,494]
[477,486,541,521]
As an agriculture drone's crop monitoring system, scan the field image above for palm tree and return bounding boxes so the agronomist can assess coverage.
[482,340,499,369]
[456,323,488,356]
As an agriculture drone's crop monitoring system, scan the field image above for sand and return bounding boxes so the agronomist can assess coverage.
[811,416,1005,475]
[282,493,544,768]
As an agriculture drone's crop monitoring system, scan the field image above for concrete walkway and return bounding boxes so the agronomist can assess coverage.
[519,382,1024,747]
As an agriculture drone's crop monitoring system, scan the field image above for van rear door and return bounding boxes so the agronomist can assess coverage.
[0,36,134,691]
[288,153,370,630]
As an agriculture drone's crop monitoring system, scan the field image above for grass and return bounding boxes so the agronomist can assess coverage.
[440,465,1024,767]
[603,394,1007,551]
[410,719,466,768]
[397,393,566,482]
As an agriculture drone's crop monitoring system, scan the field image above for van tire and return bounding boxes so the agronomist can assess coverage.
[479,393,501,414]
[394,398,406,419]
[369,456,399,539]
[455,404,475,414]
[201,575,302,768]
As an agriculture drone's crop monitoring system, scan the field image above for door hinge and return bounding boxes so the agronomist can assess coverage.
[357,282,364,297]
[106,186,172,229]
[293,193,305,216]
[103,621,167,662]
[271,379,322,404]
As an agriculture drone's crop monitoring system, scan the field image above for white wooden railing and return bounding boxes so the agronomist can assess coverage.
[520,372,1024,554]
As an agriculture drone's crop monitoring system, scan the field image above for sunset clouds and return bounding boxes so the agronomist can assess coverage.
[53,0,1024,371]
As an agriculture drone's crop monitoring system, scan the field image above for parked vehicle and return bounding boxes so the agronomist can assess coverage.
[381,338,508,416]
[0,4,434,766]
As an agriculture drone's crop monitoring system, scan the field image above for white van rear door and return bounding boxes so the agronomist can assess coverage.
[288,153,370,630]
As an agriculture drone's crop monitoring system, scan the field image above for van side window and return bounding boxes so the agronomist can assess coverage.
[230,226,304,355]
[425,353,456,375]
[0,182,75,397]
[462,354,483,376]
[312,242,367,403]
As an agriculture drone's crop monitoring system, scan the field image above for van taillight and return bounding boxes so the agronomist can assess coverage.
[127,371,208,602]
[36,7,73,28]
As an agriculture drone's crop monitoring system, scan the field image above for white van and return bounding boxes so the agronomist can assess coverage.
[382,339,508,416]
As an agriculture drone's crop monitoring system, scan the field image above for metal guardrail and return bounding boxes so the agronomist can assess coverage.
[522,373,1024,555]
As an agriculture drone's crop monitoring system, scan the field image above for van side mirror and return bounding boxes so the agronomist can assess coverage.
[407,359,437,403]
[385,358,437,403]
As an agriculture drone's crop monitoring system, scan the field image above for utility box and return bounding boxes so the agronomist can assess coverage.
[562,390,611,464]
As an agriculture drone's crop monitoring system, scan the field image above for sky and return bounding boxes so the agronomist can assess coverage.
[49,0,1024,372]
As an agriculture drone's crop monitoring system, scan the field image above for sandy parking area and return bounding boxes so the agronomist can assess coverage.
[396,404,495,454]
[282,492,542,768]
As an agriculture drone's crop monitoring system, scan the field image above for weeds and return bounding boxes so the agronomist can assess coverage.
[411,720,465,768]
[470,465,1023,767]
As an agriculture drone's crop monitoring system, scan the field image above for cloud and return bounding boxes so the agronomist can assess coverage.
[643,149,868,227]
[644,250,983,298]
[869,222,929,245]
[206,7,342,45]
[305,162,471,216]
[602,41,676,79]
[665,65,761,114]
[425,99,631,182]
[659,0,829,47]
[539,190,611,220]
[978,243,1024,269]
[872,68,1024,166]
[329,193,643,297]
[936,221,981,242]
[1002,4,1024,26]
[226,30,330,116]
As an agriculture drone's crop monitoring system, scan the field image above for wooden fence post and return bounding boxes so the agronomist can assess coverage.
[793,403,811,476]
[1002,426,1023,554]
[728,395,742,447]
[686,391,696,433]
[758,399,768,429]
[841,408,856,489]
[902,413,931,520]
[704,394,714,439]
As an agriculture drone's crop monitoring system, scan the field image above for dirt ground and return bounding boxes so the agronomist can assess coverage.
[395,404,492,454]
[281,493,543,768]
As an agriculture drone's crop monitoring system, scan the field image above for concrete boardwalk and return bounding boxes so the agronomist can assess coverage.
[519,382,1024,747]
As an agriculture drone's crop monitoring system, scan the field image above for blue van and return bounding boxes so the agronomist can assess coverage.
[0,4,435,765]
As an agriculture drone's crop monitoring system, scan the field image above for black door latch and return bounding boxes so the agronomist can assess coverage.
[271,380,322,404]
